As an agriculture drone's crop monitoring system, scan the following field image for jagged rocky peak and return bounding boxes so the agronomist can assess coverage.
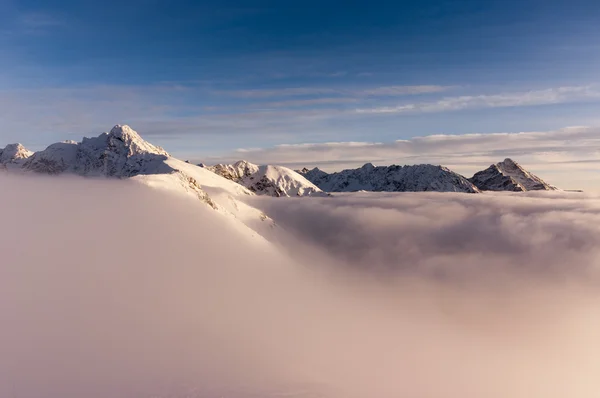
[496,158,527,175]
[207,160,259,181]
[233,160,260,175]
[21,124,175,177]
[206,160,325,197]
[470,158,558,191]
[103,124,170,157]
[296,167,328,180]
[361,162,375,170]
[0,143,33,164]
[297,166,330,183]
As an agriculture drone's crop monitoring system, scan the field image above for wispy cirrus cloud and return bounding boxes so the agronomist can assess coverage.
[216,87,339,99]
[4,82,600,178]
[18,12,64,28]
[215,85,452,99]
[360,85,453,96]
[356,86,600,114]
[10,11,66,35]
[256,97,359,108]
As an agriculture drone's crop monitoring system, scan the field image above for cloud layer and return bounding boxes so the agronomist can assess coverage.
[2,175,600,397]
[2,82,600,160]
[216,84,451,98]
[253,191,600,281]
[356,85,600,114]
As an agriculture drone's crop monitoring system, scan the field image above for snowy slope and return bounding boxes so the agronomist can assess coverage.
[6,125,277,242]
[298,163,480,193]
[470,158,558,191]
[205,160,326,197]
[0,143,33,169]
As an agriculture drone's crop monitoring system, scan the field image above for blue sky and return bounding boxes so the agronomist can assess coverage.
[2,0,600,188]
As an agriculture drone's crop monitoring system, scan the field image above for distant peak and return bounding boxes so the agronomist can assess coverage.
[499,158,519,167]
[361,162,375,169]
[233,159,260,169]
[3,143,28,152]
[472,158,558,191]
[0,143,33,162]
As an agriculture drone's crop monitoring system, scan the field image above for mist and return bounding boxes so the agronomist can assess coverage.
[1,174,600,398]
[253,191,600,283]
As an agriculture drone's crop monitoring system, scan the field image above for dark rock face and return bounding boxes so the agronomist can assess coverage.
[470,159,558,192]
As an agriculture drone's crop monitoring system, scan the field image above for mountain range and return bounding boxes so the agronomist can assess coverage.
[0,125,281,243]
[297,158,558,193]
[297,163,481,193]
[0,125,560,221]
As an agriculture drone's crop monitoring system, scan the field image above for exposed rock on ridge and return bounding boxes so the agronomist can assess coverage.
[298,163,480,193]
[470,158,558,191]
[205,160,326,197]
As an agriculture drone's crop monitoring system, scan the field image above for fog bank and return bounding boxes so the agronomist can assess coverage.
[254,191,600,283]
[1,175,599,398]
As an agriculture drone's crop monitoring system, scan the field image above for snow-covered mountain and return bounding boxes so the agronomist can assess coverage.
[204,160,326,197]
[0,143,33,169]
[470,158,558,191]
[3,125,277,242]
[298,163,480,193]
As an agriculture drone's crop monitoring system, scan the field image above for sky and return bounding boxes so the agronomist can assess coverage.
[1,0,600,189]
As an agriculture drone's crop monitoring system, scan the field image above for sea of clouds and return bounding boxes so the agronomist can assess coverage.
[253,191,600,282]
[1,174,600,398]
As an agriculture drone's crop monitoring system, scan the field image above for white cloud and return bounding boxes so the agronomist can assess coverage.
[3,175,600,397]
[254,190,600,279]
[356,86,600,114]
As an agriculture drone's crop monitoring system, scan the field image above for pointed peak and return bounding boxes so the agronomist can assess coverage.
[298,166,322,174]
[472,158,558,191]
[361,162,375,169]
[109,124,141,140]
[305,167,328,176]
[233,160,260,171]
[2,143,29,152]
[0,143,33,162]
[498,158,520,167]
[103,124,169,157]
[234,159,253,166]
